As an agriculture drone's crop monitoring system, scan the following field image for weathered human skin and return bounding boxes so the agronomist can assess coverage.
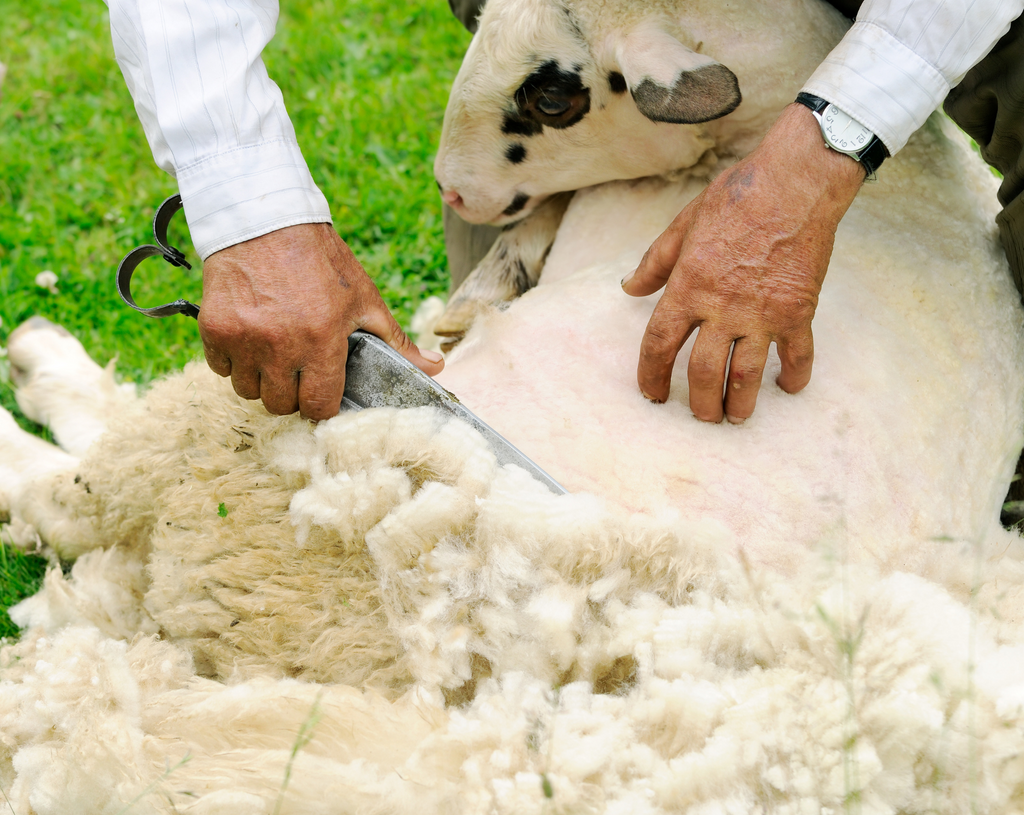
[199,223,444,421]
[621,104,865,424]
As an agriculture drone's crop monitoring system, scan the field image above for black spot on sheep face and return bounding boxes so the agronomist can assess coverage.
[502,192,530,217]
[505,143,527,164]
[501,60,592,137]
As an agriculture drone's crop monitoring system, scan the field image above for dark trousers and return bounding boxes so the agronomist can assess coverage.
[945,20,1024,296]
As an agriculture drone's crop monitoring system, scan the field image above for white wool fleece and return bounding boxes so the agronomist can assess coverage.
[2,363,1024,813]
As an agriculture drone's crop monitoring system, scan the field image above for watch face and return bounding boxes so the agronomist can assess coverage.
[821,103,872,153]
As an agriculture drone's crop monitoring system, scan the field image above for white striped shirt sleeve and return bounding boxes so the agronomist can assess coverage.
[104,0,332,260]
[803,0,1024,155]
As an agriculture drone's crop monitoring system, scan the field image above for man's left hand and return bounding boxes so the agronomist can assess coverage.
[621,103,865,423]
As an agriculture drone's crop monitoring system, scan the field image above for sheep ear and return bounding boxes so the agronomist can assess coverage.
[614,26,741,124]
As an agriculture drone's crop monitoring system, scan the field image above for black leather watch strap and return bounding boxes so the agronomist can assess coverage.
[796,92,831,115]
[795,92,888,177]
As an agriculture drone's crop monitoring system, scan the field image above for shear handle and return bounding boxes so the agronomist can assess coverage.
[115,194,199,319]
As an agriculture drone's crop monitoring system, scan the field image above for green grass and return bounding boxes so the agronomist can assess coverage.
[0,542,47,639]
[0,0,471,633]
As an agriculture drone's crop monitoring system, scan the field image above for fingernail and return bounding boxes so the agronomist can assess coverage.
[726,414,745,425]
[620,269,636,288]
[421,349,443,364]
[640,389,663,404]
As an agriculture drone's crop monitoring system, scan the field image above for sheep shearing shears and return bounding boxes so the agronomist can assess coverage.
[115,194,566,495]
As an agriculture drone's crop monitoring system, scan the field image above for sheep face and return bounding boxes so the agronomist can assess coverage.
[434,0,741,226]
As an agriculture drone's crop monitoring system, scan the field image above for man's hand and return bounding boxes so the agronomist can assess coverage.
[621,103,865,423]
[198,222,443,421]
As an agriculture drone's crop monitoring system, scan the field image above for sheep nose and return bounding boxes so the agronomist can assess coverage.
[440,188,463,208]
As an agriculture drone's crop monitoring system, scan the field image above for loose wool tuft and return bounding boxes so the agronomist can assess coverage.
[2,364,1024,813]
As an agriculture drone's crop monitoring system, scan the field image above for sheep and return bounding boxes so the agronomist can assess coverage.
[2,0,1024,810]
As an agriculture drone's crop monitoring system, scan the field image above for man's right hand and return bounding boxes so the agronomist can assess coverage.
[198,222,444,421]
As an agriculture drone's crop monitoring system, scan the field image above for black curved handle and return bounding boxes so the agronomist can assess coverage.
[115,194,199,319]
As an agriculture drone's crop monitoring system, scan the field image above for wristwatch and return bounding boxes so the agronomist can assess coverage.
[795,92,888,178]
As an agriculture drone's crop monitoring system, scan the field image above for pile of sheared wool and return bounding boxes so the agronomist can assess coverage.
[2,365,1024,814]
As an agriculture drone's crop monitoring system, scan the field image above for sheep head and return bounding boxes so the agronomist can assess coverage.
[434,0,742,226]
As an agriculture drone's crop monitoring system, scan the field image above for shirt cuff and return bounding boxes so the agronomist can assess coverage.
[176,138,333,260]
[801,20,950,155]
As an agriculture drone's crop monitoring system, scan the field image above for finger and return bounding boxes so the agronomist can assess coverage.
[228,365,261,402]
[359,301,445,376]
[199,318,259,400]
[201,339,232,378]
[687,328,733,423]
[723,337,770,424]
[776,330,814,394]
[296,354,348,422]
[324,229,444,375]
[621,198,699,297]
[636,302,698,403]
[259,368,301,417]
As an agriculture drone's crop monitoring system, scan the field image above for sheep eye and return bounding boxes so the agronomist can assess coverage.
[536,96,571,117]
[508,61,592,132]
